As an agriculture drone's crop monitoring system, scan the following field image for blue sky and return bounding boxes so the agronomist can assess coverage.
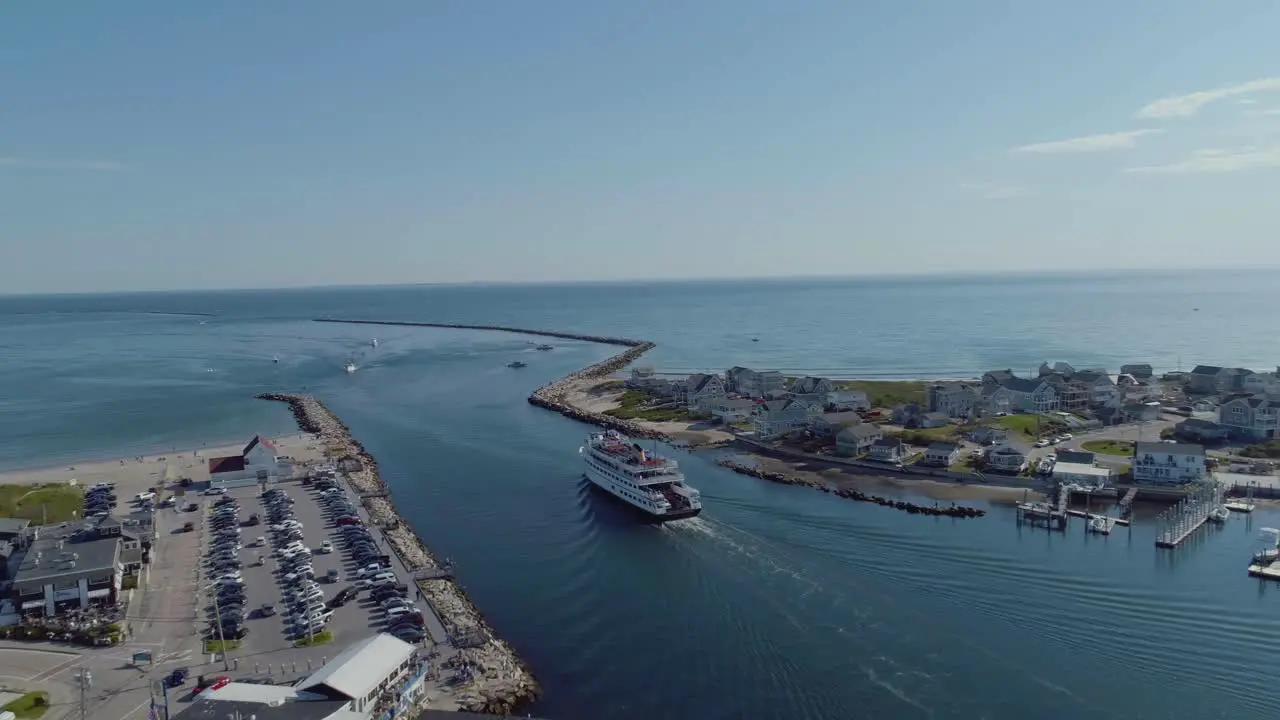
[3,2,1280,293]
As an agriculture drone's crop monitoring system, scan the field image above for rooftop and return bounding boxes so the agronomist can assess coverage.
[173,698,349,720]
[1135,441,1205,456]
[0,518,31,536]
[208,455,246,475]
[11,533,119,590]
[297,633,417,703]
[1052,462,1113,478]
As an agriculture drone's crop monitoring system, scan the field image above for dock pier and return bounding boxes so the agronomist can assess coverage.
[1154,484,1222,549]
[1118,487,1138,518]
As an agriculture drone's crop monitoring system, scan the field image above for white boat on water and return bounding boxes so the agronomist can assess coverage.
[344,360,357,374]
[1088,516,1112,535]
[272,355,279,364]
[1208,505,1230,524]
[371,338,378,348]
[1253,528,1280,564]
[580,430,701,521]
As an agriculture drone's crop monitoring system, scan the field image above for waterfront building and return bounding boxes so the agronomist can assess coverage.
[1132,441,1207,485]
[925,382,979,418]
[983,444,1026,473]
[921,442,961,467]
[752,399,820,440]
[1218,394,1280,440]
[709,398,756,424]
[207,435,293,489]
[835,424,884,456]
[867,437,905,463]
[9,518,125,617]
[918,411,950,429]
[1120,363,1154,380]
[1051,461,1113,489]
[1242,368,1280,396]
[810,412,864,438]
[684,373,727,413]
[890,402,921,425]
[1187,365,1254,394]
[790,376,835,404]
[982,373,1059,414]
[966,427,1008,446]
[826,389,870,412]
[725,366,784,398]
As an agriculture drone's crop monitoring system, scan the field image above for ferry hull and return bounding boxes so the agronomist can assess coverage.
[583,477,702,522]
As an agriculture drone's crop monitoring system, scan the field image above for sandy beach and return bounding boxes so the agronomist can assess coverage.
[562,378,735,446]
[0,433,324,499]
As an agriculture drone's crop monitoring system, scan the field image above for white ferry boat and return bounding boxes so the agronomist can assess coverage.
[581,430,701,521]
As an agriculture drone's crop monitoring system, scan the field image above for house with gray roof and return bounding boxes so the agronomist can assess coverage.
[982,372,1059,414]
[835,424,884,456]
[1218,394,1280,440]
[1188,365,1254,394]
[684,373,727,413]
[10,521,122,617]
[921,442,962,467]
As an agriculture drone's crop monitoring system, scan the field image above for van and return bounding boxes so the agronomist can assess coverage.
[135,492,156,502]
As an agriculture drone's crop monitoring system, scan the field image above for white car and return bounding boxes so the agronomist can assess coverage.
[1033,440,1048,448]
[317,541,333,554]
[385,606,414,620]
[355,564,384,578]
[288,589,325,605]
[1061,433,1073,440]
[368,571,396,585]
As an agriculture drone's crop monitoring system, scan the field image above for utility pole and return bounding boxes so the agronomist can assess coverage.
[212,587,230,671]
[77,669,92,720]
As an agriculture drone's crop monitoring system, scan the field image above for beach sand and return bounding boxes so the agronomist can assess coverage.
[563,379,735,447]
[750,455,1045,504]
[0,433,324,499]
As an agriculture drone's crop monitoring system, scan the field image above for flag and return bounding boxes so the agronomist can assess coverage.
[148,697,160,720]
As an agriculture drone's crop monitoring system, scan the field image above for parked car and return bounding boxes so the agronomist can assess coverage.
[165,666,190,687]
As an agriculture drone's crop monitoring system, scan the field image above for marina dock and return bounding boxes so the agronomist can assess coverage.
[1247,561,1280,581]
[1065,509,1130,526]
[1155,484,1222,549]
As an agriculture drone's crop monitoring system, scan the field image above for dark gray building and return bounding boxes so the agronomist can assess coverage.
[9,519,122,616]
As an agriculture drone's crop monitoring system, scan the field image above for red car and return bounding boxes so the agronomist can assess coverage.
[335,516,362,526]
[194,676,231,695]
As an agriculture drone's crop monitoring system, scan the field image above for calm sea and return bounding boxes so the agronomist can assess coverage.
[2,271,1279,720]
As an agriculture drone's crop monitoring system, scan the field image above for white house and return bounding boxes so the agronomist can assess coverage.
[207,435,291,488]
[725,367,784,398]
[868,437,905,463]
[1052,461,1113,489]
[921,442,961,467]
[710,398,756,425]
[835,425,884,456]
[1131,441,1207,485]
[685,373,727,413]
[753,399,820,440]
[983,444,1026,473]
[826,390,870,412]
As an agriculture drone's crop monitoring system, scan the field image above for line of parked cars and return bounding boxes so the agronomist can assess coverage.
[84,483,116,519]
[205,495,250,642]
[264,488,333,640]
[313,481,427,644]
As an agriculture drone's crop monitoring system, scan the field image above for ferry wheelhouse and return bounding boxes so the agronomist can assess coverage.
[581,430,702,520]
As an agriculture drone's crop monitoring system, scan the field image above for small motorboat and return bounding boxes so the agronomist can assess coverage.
[1088,516,1112,535]
[751,337,759,342]
[535,344,554,351]
[507,361,527,369]
[1207,505,1229,524]
[272,355,279,364]
[344,360,357,374]
[1253,528,1280,564]
[371,338,378,348]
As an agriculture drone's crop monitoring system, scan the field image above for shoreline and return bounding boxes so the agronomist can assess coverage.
[0,431,311,478]
[257,393,540,715]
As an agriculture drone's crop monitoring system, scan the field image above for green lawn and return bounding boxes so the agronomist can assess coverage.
[1240,441,1280,459]
[294,631,333,647]
[830,380,928,408]
[605,390,689,422]
[892,426,963,445]
[3,691,50,719]
[204,639,242,653]
[0,484,83,525]
[1081,439,1135,456]
[990,414,1048,439]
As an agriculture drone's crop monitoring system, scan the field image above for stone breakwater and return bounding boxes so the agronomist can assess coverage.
[717,459,987,519]
[257,392,540,715]
[308,317,667,439]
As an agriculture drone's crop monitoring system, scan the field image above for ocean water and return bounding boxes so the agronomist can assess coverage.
[3,271,1280,720]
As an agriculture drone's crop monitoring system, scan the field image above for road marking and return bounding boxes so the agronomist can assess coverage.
[28,655,84,682]
[113,697,152,720]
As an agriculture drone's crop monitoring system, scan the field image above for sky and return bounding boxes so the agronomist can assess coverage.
[3,2,1280,294]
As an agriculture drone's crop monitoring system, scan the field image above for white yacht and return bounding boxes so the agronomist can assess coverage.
[344,360,357,374]
[580,430,701,521]
[371,338,378,348]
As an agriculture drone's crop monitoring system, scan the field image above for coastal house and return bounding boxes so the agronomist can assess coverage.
[1132,441,1207,485]
[710,398,756,425]
[921,442,961,467]
[1175,418,1229,442]
[790,376,835,404]
[627,367,680,397]
[867,437,905,463]
[1120,363,1154,380]
[835,425,884,457]
[725,367,785,399]
[752,399,820,440]
[1121,402,1162,423]
[1242,368,1280,396]
[826,389,870,412]
[1052,460,1113,489]
[1056,450,1095,465]
[983,444,1026,473]
[925,382,980,419]
[918,411,951,429]
[1071,370,1118,406]
[966,427,1008,446]
[983,374,1059,414]
[810,412,864,438]
[685,373,727,413]
[208,435,290,488]
[1217,394,1280,440]
[1187,365,1254,394]
[891,403,921,426]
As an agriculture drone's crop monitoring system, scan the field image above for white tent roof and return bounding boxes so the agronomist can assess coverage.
[297,633,416,701]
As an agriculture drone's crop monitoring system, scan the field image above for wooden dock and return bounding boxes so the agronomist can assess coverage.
[1247,561,1280,581]
[1065,509,1131,526]
[1154,484,1220,549]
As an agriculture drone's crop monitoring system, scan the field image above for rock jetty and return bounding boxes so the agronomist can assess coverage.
[257,392,540,714]
[716,459,986,519]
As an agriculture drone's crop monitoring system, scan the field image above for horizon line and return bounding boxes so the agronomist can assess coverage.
[2,265,1278,300]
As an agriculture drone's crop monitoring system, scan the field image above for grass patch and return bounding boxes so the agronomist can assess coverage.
[0,484,83,525]
[1081,440,1134,456]
[204,639,242,653]
[605,390,689,422]
[990,414,1049,440]
[891,426,962,445]
[121,574,139,590]
[1241,441,1280,459]
[3,691,50,719]
[831,380,927,408]
[293,631,333,647]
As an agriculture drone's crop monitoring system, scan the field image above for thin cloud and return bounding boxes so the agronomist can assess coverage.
[0,157,128,172]
[1138,77,1280,118]
[1012,130,1160,155]
[1125,146,1280,175]
[959,182,1033,200]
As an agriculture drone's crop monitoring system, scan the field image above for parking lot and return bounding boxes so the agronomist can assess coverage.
[198,476,434,680]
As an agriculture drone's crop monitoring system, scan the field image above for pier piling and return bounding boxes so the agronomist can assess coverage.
[1155,483,1221,549]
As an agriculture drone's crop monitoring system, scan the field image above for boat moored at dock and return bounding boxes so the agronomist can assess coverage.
[581,430,701,521]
